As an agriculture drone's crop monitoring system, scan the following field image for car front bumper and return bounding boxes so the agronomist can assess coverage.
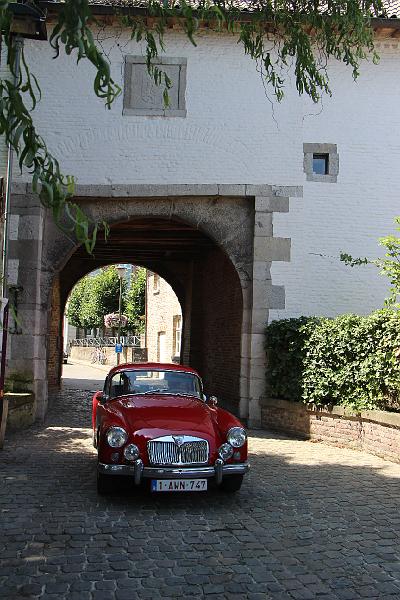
[98,459,250,486]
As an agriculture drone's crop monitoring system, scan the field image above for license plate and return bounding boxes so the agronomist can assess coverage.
[151,479,208,492]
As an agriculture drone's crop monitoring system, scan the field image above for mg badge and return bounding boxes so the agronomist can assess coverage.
[173,435,185,447]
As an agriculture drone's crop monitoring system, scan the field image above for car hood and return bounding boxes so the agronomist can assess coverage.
[107,394,220,442]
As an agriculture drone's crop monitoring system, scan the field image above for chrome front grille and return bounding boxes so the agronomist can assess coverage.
[147,435,209,466]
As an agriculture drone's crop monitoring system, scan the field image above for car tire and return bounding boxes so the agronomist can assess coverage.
[97,471,114,495]
[220,475,243,493]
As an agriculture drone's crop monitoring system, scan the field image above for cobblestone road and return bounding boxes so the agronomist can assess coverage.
[1,388,400,600]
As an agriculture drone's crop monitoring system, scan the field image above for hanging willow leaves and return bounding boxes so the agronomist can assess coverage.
[0,0,388,253]
[126,0,385,104]
[49,0,121,107]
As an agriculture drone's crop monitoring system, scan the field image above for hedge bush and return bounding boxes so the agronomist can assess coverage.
[265,310,400,412]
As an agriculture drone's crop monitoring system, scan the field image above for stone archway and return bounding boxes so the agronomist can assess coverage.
[49,215,245,416]
[7,183,299,426]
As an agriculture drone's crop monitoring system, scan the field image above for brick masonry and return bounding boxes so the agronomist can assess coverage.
[146,272,182,363]
[47,276,61,389]
[190,247,243,414]
[261,398,400,464]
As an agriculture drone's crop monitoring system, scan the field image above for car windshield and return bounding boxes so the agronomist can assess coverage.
[108,370,203,400]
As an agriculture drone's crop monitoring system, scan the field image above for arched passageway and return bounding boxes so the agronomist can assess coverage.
[7,185,296,426]
[49,217,243,414]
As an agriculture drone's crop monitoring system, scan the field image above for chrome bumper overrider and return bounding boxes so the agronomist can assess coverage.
[98,459,250,485]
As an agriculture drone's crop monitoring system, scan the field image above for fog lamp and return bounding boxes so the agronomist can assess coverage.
[123,444,140,461]
[218,443,233,461]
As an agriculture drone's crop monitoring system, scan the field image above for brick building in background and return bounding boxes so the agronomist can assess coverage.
[145,272,182,365]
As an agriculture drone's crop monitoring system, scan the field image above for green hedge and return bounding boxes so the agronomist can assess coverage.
[265,310,400,412]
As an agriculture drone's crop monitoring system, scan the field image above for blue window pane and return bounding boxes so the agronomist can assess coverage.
[313,154,329,175]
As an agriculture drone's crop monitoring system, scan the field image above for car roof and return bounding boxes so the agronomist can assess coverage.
[107,362,201,378]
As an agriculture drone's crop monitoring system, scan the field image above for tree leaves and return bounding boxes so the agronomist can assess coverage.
[49,0,121,107]
[67,266,146,333]
[124,267,146,333]
[0,0,387,254]
[125,0,385,104]
[341,217,400,307]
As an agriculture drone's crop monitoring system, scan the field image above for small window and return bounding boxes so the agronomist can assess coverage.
[153,274,160,294]
[313,154,329,175]
[303,143,339,183]
[173,315,182,357]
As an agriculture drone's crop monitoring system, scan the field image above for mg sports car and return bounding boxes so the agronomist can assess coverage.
[92,362,249,494]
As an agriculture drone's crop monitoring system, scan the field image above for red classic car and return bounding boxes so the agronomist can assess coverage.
[92,362,249,494]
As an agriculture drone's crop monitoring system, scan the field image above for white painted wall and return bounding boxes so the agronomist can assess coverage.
[17,29,400,318]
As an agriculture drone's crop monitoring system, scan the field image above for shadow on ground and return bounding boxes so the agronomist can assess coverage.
[1,388,400,599]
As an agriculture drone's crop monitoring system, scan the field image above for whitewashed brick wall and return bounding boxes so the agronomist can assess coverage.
[14,30,400,319]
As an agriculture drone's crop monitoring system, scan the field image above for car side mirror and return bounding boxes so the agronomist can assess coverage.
[208,395,218,407]
[98,393,108,405]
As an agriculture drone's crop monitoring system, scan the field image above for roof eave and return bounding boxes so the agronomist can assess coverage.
[38,2,400,32]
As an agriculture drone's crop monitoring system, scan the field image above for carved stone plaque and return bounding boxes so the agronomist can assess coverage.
[124,56,187,117]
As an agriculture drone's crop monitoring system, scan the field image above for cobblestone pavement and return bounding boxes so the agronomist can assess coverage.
[1,389,400,600]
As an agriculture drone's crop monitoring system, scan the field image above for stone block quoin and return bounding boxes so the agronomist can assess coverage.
[7,183,300,426]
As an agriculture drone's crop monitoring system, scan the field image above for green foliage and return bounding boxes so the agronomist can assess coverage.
[66,276,89,327]
[67,266,146,332]
[0,0,387,251]
[265,317,319,400]
[265,310,400,412]
[80,266,124,329]
[125,267,146,333]
[341,217,400,306]
[125,0,384,104]
[0,0,112,253]
[50,0,121,107]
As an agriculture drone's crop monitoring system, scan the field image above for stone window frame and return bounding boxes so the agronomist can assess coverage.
[173,314,182,356]
[123,55,187,117]
[153,273,160,294]
[303,143,339,183]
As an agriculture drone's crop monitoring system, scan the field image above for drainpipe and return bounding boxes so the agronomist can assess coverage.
[2,35,23,299]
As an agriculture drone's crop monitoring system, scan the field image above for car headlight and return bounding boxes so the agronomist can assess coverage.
[123,444,140,461]
[227,427,247,448]
[106,426,128,448]
[218,443,234,461]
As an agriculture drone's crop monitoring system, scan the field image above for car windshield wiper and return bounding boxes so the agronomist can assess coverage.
[166,392,200,398]
[134,390,200,398]
[140,389,169,395]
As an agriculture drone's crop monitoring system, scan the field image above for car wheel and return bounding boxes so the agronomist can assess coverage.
[220,475,243,493]
[97,471,114,495]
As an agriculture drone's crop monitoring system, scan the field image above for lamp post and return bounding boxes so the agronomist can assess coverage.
[116,265,126,365]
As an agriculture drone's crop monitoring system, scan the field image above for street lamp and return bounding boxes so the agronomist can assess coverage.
[116,265,126,365]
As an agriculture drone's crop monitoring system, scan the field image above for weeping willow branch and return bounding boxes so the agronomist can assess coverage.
[0,0,387,252]
[124,0,384,103]
[0,0,117,252]
[49,0,121,107]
